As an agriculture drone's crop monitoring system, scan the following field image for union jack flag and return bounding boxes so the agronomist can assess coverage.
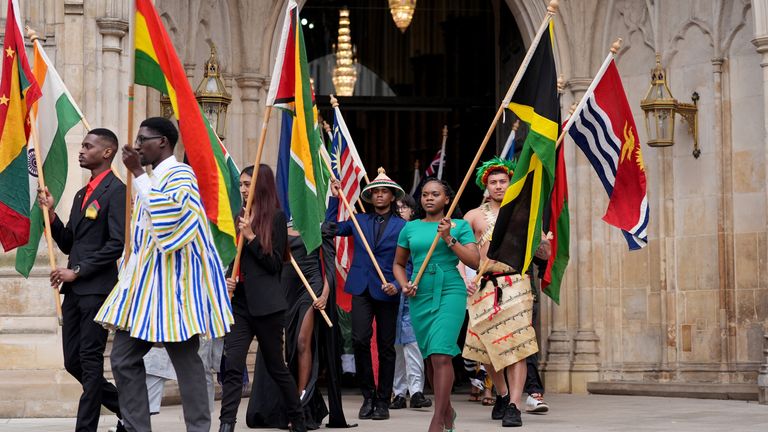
[424,148,444,178]
[330,105,367,312]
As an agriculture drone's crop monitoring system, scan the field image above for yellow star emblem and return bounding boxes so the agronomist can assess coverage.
[0,94,9,105]
[5,47,14,58]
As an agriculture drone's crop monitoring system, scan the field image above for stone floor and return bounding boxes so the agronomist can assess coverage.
[0,393,766,431]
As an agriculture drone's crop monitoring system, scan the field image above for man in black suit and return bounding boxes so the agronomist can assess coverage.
[39,128,126,432]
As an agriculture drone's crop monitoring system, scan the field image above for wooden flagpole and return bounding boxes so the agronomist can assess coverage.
[123,1,137,262]
[26,28,62,325]
[319,145,388,285]
[289,252,333,327]
[29,109,63,325]
[229,106,273,285]
[412,0,559,286]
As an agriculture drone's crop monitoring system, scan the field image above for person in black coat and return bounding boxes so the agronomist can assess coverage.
[39,128,126,432]
[219,164,306,432]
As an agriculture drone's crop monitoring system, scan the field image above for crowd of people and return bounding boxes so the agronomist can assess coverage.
[43,117,551,432]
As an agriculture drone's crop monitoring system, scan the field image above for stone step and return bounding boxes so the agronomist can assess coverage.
[0,369,80,417]
[587,380,759,401]
[0,333,65,369]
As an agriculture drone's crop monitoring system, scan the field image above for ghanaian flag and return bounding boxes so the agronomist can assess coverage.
[487,22,558,275]
[0,0,42,252]
[134,0,241,264]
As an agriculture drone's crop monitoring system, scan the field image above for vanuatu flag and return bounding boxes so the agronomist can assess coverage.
[134,0,241,265]
[268,0,328,253]
[487,21,558,276]
[0,0,42,252]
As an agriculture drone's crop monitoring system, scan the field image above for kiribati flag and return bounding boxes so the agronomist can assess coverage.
[567,59,649,249]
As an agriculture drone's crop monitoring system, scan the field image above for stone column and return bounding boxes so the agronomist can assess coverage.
[236,73,271,167]
[96,17,128,132]
[759,332,768,404]
[569,77,601,393]
[752,2,768,399]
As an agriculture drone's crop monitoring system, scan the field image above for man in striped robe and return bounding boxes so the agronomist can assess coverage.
[95,117,234,432]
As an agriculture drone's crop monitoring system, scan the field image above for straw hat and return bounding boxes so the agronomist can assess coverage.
[361,167,405,203]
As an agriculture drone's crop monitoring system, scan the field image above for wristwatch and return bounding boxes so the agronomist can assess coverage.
[72,265,81,278]
[446,236,458,247]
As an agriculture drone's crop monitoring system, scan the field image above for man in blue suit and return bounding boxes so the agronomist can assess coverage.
[326,168,405,421]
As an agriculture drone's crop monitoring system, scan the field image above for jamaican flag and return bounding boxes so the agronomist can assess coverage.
[487,22,558,276]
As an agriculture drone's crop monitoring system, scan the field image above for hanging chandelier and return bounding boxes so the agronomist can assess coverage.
[332,8,357,96]
[389,0,416,33]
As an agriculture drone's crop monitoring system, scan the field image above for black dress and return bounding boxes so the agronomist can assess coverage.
[246,235,329,429]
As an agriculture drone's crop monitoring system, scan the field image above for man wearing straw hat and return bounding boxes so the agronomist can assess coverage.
[325,168,406,421]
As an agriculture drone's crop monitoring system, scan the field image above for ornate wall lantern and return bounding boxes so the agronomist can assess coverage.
[640,54,700,158]
[389,0,416,33]
[195,43,232,140]
[332,8,357,96]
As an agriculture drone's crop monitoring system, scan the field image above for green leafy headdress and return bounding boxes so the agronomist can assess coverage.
[475,156,515,190]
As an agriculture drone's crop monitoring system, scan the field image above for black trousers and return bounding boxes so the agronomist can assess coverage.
[61,292,121,432]
[110,331,210,432]
[220,308,301,424]
[350,291,399,401]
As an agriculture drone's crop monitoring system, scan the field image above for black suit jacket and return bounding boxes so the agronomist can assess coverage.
[233,210,288,317]
[50,171,126,296]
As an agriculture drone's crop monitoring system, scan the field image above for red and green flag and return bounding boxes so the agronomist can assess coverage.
[0,0,42,252]
[134,0,241,264]
[542,135,569,304]
[269,0,328,253]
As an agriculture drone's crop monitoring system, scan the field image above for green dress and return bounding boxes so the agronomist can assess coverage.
[397,218,475,358]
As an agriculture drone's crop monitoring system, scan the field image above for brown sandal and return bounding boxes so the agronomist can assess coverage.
[481,397,495,406]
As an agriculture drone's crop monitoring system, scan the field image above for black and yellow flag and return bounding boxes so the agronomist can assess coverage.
[487,22,558,275]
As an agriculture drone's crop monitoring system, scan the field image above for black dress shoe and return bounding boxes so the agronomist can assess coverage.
[389,395,407,409]
[358,398,374,419]
[492,394,510,420]
[502,403,523,427]
[218,423,235,432]
[289,415,308,432]
[409,391,432,408]
[371,400,390,420]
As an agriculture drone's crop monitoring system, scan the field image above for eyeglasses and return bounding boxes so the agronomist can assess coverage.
[135,135,164,144]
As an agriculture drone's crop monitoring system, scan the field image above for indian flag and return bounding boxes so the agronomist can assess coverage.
[15,39,84,277]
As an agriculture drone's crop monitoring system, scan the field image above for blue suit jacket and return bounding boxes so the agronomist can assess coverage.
[325,197,405,302]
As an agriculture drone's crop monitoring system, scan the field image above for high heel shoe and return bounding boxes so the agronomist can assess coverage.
[443,408,457,432]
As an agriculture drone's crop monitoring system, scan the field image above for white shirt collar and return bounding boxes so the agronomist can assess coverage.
[150,155,179,181]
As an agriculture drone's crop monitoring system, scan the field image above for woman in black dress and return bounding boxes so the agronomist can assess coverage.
[219,164,306,432]
[246,225,330,429]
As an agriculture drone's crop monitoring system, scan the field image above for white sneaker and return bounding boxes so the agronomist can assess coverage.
[525,393,549,413]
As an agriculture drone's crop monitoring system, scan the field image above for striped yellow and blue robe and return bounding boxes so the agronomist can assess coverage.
[95,157,234,342]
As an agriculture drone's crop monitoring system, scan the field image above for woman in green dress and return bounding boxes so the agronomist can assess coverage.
[393,178,479,432]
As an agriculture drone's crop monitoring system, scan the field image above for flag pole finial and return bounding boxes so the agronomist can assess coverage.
[26,26,41,43]
[323,120,331,135]
[610,38,623,54]
[442,125,448,137]
[569,102,578,116]
[557,75,565,94]
[547,0,559,14]
[378,167,385,175]
[330,94,339,108]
